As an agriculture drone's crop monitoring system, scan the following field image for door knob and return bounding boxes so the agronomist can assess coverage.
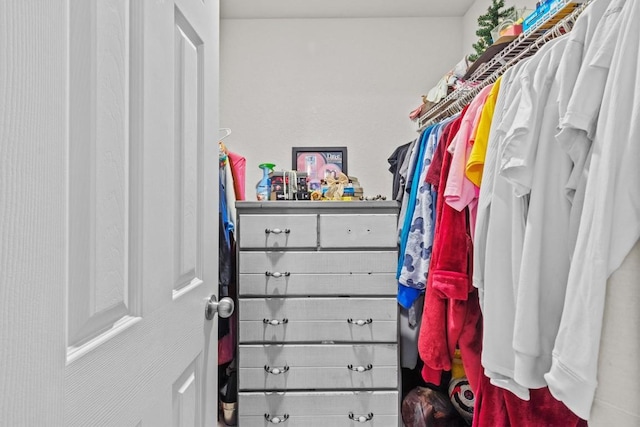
[205,295,235,320]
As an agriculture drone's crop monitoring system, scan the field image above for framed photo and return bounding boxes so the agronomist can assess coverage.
[292,146,348,184]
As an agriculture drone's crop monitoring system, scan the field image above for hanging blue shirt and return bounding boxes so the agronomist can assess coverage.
[397,125,434,308]
[397,116,456,309]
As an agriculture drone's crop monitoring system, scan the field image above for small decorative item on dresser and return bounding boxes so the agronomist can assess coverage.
[323,172,349,200]
[292,146,348,182]
[360,195,387,201]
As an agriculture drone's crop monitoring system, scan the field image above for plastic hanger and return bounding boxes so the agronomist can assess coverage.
[219,127,232,142]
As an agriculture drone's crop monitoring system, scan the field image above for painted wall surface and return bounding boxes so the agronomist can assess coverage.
[462,0,539,58]
[220,17,462,199]
[592,241,640,426]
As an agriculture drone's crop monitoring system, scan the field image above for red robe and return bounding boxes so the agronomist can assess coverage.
[418,109,483,394]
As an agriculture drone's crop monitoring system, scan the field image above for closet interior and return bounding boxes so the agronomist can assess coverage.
[218,0,640,425]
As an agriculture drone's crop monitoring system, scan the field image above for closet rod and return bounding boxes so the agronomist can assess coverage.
[417,0,590,130]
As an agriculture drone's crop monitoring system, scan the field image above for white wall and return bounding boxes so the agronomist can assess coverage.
[220,17,462,199]
[593,241,640,426]
[462,0,539,58]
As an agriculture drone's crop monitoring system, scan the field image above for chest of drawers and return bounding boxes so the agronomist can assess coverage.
[235,201,400,426]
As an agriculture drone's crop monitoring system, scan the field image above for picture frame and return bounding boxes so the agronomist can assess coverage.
[292,146,348,184]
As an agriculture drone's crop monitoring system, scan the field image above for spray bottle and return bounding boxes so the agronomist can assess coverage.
[256,163,275,201]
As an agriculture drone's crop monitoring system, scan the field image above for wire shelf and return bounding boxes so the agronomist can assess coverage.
[417,0,590,130]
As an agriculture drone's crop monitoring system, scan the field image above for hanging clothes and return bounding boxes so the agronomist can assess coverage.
[465,76,502,189]
[443,84,493,239]
[556,0,625,251]
[228,150,246,201]
[398,116,460,310]
[218,174,236,366]
[502,35,572,392]
[396,0,640,423]
[474,50,540,401]
[397,125,434,309]
[473,373,587,427]
[417,106,483,394]
[218,141,243,367]
[388,140,414,202]
[546,0,640,418]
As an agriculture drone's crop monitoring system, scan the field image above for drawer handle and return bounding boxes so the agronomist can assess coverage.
[347,318,373,326]
[263,318,289,326]
[347,364,373,372]
[264,365,290,375]
[265,228,290,234]
[265,271,291,278]
[264,413,290,423]
[348,412,374,423]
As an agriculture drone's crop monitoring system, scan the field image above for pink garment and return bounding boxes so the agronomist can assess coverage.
[228,151,246,201]
[409,105,423,120]
[218,313,236,365]
[444,84,493,240]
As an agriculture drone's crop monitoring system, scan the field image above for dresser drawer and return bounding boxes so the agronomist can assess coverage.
[238,390,399,427]
[239,251,397,274]
[238,297,397,343]
[239,272,396,297]
[239,344,397,390]
[319,213,398,248]
[239,214,317,249]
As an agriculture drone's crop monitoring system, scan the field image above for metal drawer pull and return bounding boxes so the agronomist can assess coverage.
[347,364,373,372]
[264,365,290,375]
[265,228,290,234]
[263,318,289,326]
[348,412,374,423]
[265,271,291,278]
[347,318,373,326]
[264,414,289,423]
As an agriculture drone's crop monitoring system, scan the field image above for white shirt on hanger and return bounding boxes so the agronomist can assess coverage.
[499,36,572,390]
[556,0,627,252]
[473,70,517,311]
[545,0,640,419]
[474,56,534,401]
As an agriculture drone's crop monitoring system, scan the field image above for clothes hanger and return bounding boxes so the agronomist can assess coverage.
[554,22,563,38]
[535,35,544,51]
[560,18,573,35]
[219,127,232,142]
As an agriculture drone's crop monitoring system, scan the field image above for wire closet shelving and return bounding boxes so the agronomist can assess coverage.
[417,0,591,130]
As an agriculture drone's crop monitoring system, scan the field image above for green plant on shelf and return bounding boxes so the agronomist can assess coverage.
[469,0,515,62]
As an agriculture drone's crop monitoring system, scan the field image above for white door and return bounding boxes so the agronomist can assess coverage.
[0,0,221,426]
